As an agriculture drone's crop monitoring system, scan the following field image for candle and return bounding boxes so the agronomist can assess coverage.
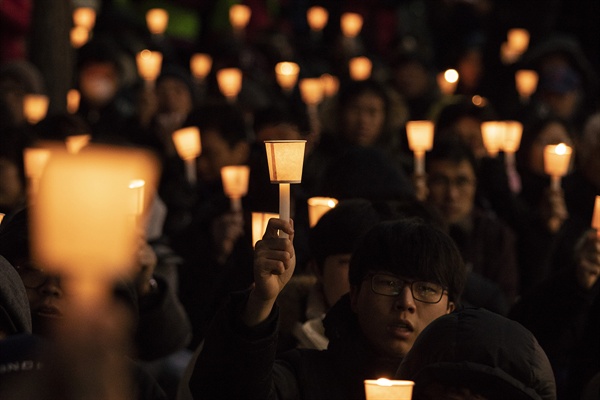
[481,121,506,157]
[70,26,90,48]
[66,134,91,154]
[221,165,250,211]
[252,212,278,248]
[128,179,146,217]
[275,62,300,93]
[437,69,459,96]
[340,12,363,38]
[0,213,4,225]
[592,196,600,236]
[349,56,372,81]
[23,94,49,124]
[507,28,530,55]
[264,140,306,238]
[67,89,80,114]
[364,378,414,400]
[136,50,163,88]
[172,126,201,184]
[299,78,324,106]
[320,74,339,98]
[190,53,213,82]
[308,197,338,228]
[502,120,523,154]
[543,143,572,190]
[515,69,538,100]
[217,68,243,102]
[146,8,169,35]
[73,7,96,31]
[307,6,328,32]
[406,120,434,175]
[229,4,251,32]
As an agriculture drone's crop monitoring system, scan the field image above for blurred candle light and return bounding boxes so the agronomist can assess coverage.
[73,7,96,31]
[299,78,324,106]
[507,28,530,55]
[544,143,572,190]
[24,147,51,203]
[406,120,434,175]
[515,69,538,101]
[340,12,363,38]
[308,197,338,228]
[0,213,4,224]
[128,179,146,217]
[592,196,600,237]
[364,378,415,400]
[275,61,300,94]
[190,53,213,82]
[136,50,163,89]
[229,4,251,34]
[320,73,339,98]
[146,8,169,35]
[307,6,328,32]
[349,56,372,81]
[66,134,91,154]
[70,26,90,48]
[221,165,250,212]
[217,68,243,103]
[67,89,80,114]
[23,94,49,124]
[481,121,506,157]
[252,212,278,248]
[437,69,459,95]
[264,140,306,238]
[172,126,201,185]
[502,120,523,154]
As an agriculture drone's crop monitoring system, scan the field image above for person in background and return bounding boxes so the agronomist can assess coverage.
[189,217,466,399]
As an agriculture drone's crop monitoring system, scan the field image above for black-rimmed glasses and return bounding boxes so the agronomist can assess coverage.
[369,273,447,304]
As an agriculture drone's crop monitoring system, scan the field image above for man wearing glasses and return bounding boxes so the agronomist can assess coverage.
[190,217,466,399]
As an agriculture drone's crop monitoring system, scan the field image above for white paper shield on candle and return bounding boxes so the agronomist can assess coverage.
[221,165,250,211]
[217,68,243,102]
[364,378,414,400]
[146,8,169,35]
[70,26,90,48]
[406,120,434,175]
[320,74,339,98]
[23,94,49,124]
[136,50,163,88]
[252,212,278,248]
[190,53,213,82]
[340,12,363,38]
[264,140,306,238]
[67,89,80,114]
[308,197,338,228]
[349,56,372,81]
[275,62,300,94]
[307,6,328,32]
[73,7,96,31]
[172,126,201,184]
[515,69,539,100]
[437,69,459,96]
[229,4,251,33]
[544,143,572,190]
[481,121,506,157]
[30,143,158,302]
[66,134,92,154]
[592,196,600,235]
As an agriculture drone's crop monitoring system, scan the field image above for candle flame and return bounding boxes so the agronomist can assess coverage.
[556,143,567,155]
[376,378,393,386]
[444,69,459,83]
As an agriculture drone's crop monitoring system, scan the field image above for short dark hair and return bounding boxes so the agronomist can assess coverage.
[185,102,248,148]
[348,218,466,303]
[427,136,478,175]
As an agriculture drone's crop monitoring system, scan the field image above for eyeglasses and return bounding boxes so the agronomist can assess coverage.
[427,174,476,191]
[15,264,57,290]
[369,273,447,304]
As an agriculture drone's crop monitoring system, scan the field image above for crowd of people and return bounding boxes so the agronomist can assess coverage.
[1,1,599,399]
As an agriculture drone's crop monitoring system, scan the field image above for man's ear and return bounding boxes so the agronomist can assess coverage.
[349,285,360,313]
[446,301,455,314]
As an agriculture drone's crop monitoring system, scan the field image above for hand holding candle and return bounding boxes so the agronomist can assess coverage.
[264,140,306,238]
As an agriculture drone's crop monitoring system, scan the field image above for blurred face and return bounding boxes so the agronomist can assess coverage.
[350,271,454,358]
[0,158,25,213]
[342,92,386,147]
[156,77,193,115]
[319,253,351,308]
[452,116,486,159]
[427,159,477,224]
[393,61,430,99]
[78,62,119,107]
[528,121,573,175]
[198,129,249,183]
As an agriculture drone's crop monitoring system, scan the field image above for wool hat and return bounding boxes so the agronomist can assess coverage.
[0,255,32,335]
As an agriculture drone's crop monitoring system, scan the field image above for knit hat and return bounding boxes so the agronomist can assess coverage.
[309,199,381,271]
[0,255,32,335]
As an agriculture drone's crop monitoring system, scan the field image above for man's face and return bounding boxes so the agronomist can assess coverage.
[427,159,477,225]
[342,92,386,147]
[350,271,454,358]
[319,253,351,308]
